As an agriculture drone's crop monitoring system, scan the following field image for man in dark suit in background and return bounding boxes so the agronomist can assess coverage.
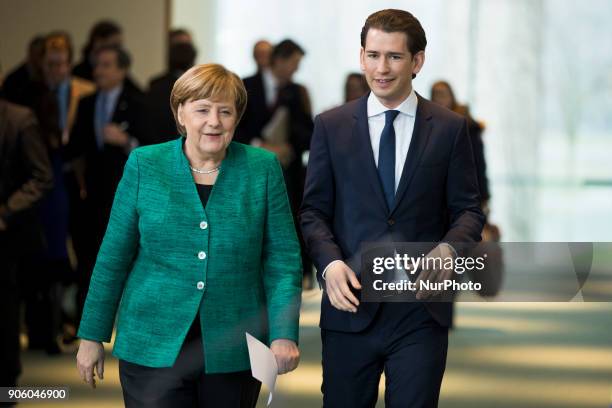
[300,9,484,407]
[72,20,141,93]
[147,41,197,144]
[237,39,314,287]
[0,99,52,391]
[68,45,146,322]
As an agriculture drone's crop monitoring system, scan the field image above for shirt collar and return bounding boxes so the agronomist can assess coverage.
[104,84,123,100]
[367,88,417,118]
[262,69,277,90]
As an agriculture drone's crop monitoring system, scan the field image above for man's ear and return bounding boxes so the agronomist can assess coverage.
[412,51,425,76]
[359,47,366,72]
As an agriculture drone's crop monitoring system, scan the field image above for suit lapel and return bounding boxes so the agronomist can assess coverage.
[112,89,129,124]
[353,94,389,213]
[391,94,433,215]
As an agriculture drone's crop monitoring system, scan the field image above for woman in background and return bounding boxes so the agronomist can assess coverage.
[431,80,490,210]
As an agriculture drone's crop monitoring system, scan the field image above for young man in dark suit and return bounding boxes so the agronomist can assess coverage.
[300,9,485,407]
[68,45,147,322]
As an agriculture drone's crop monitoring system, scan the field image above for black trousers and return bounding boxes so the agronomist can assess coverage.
[0,253,21,390]
[322,302,449,408]
[119,335,261,408]
[18,257,67,353]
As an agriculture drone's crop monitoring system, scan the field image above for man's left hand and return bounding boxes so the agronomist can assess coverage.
[415,244,456,300]
[270,339,300,374]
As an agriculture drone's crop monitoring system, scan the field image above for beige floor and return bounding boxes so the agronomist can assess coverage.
[17,291,612,407]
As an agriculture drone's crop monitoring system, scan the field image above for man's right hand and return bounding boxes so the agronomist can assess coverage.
[325,261,361,313]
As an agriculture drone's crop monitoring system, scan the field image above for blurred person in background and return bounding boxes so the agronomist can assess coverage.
[0,98,53,393]
[430,80,490,215]
[344,72,369,102]
[73,20,141,93]
[431,80,502,310]
[19,31,94,354]
[147,38,197,144]
[68,45,147,323]
[237,39,314,288]
[76,63,301,407]
[1,35,45,107]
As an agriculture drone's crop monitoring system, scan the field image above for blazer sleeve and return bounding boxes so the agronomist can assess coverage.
[442,118,485,245]
[299,115,344,285]
[262,157,302,344]
[77,150,141,342]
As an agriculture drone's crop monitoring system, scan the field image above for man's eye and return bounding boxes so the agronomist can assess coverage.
[367,54,378,59]
[390,55,401,60]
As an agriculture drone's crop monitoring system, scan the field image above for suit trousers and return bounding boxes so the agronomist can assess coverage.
[321,302,448,408]
[119,334,261,407]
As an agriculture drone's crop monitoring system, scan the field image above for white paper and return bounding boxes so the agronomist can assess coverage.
[262,107,289,144]
[246,332,278,406]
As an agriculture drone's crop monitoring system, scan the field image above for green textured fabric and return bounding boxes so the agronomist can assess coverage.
[77,138,302,373]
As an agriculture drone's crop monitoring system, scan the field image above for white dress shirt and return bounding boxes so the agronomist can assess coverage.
[367,89,418,192]
[261,69,278,108]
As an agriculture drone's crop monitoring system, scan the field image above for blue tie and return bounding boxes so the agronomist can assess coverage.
[378,110,400,210]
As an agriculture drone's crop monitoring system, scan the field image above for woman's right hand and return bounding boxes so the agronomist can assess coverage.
[76,339,105,388]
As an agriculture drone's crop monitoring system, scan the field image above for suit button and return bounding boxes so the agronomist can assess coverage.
[200,221,208,230]
[387,219,395,226]
[198,251,207,260]
[196,281,205,290]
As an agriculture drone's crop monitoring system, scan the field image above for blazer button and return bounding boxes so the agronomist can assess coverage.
[387,219,395,226]
[198,251,207,260]
[200,221,208,230]
[196,281,205,290]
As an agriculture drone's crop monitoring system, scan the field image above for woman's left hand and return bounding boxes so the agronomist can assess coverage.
[270,339,300,374]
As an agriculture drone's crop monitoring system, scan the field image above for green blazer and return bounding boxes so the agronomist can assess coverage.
[77,138,302,373]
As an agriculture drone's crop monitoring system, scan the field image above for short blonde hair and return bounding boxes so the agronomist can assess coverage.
[170,63,247,135]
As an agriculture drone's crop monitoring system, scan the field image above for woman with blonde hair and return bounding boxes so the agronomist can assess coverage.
[76,63,302,407]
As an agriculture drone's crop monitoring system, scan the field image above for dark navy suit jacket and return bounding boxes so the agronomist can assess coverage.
[299,92,484,331]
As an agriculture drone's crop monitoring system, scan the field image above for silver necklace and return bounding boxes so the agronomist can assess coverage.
[189,165,220,174]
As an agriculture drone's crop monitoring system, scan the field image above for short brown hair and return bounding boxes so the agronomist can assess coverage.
[360,9,427,55]
[44,31,73,62]
[170,63,247,135]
